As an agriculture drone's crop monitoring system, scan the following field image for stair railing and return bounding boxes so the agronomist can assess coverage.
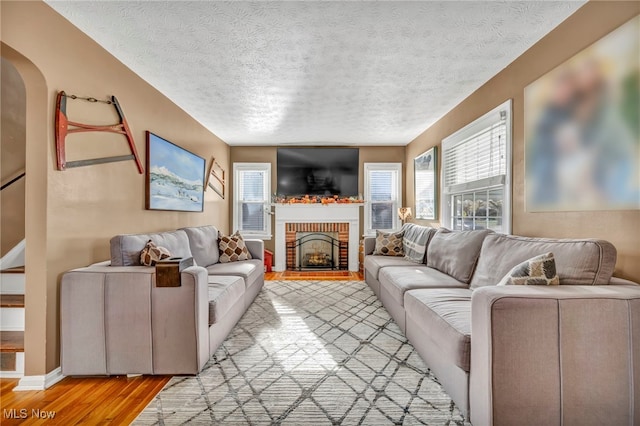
[1,169,25,191]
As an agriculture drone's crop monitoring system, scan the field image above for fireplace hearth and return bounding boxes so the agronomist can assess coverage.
[286,231,348,271]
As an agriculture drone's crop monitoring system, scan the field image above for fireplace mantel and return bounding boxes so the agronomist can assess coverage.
[274,204,363,272]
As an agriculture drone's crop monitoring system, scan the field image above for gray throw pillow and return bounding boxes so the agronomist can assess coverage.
[497,252,560,286]
[373,230,405,256]
[401,223,434,263]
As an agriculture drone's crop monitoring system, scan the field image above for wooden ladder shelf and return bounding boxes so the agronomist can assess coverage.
[55,91,144,173]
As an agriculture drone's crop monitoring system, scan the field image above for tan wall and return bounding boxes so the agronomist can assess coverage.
[406,2,640,282]
[1,58,26,257]
[230,146,405,253]
[2,1,230,374]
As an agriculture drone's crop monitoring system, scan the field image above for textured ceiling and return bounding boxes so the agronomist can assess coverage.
[46,1,585,146]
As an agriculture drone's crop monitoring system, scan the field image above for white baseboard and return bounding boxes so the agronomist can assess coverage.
[14,367,64,391]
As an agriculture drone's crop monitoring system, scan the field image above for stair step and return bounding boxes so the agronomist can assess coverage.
[0,266,25,274]
[0,295,24,308]
[0,352,17,371]
[0,272,25,295]
[0,331,24,352]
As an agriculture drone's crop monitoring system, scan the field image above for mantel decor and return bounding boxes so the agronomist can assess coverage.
[145,132,205,212]
[274,195,364,204]
[414,147,437,220]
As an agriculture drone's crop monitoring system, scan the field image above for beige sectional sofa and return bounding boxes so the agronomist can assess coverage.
[61,225,263,376]
[364,224,640,426]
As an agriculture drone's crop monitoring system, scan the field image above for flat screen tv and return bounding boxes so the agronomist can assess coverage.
[277,148,359,197]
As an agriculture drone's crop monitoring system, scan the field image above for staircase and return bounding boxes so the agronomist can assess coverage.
[0,242,26,378]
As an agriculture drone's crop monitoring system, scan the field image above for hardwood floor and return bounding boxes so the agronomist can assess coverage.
[0,276,362,424]
[265,271,364,281]
[0,375,169,425]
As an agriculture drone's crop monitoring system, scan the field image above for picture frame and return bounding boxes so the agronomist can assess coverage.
[145,131,205,212]
[206,157,225,199]
[524,16,639,212]
[414,147,437,220]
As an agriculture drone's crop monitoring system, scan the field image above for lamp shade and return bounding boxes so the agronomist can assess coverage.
[398,207,412,221]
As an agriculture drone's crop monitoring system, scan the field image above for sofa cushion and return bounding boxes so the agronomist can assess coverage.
[402,223,435,263]
[207,259,263,289]
[218,231,253,263]
[497,252,559,286]
[110,230,192,267]
[364,255,416,280]
[207,276,245,325]
[379,266,467,307]
[405,288,472,372]
[373,230,405,256]
[181,226,219,267]
[427,228,491,284]
[470,233,617,289]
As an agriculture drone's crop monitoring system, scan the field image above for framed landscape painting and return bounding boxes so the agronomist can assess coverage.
[145,131,205,212]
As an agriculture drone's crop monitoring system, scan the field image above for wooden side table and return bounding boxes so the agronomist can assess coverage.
[155,257,194,287]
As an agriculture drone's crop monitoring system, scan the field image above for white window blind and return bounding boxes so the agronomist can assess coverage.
[441,100,512,233]
[443,118,507,194]
[233,163,271,238]
[364,163,402,235]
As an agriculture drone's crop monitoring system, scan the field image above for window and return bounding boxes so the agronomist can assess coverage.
[233,163,271,239]
[364,163,402,236]
[441,99,512,233]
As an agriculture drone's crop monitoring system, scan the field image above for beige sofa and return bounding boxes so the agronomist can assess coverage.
[61,225,263,376]
[364,224,640,426]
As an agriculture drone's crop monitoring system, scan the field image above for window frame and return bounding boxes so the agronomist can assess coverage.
[440,99,512,234]
[232,162,272,240]
[364,162,403,237]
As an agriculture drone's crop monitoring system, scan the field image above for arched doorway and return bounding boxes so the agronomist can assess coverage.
[1,43,51,385]
[0,56,27,378]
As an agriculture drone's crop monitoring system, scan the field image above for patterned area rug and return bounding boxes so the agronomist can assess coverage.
[134,280,468,425]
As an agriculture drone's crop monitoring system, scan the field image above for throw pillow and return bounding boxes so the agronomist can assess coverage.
[401,223,434,263]
[373,230,405,256]
[497,252,560,286]
[140,239,171,266]
[218,231,253,263]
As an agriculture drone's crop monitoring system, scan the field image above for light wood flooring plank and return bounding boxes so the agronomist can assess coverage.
[0,375,169,425]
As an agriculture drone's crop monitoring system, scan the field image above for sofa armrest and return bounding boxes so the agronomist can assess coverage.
[61,264,210,375]
[470,285,640,426]
[61,265,156,375]
[364,237,376,255]
[610,276,639,286]
[245,239,264,260]
[151,265,210,374]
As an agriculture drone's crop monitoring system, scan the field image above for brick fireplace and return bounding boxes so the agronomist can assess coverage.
[274,204,362,272]
[285,223,349,270]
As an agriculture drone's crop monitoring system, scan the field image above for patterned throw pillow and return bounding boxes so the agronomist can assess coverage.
[140,240,171,266]
[497,252,560,286]
[373,230,405,257]
[218,231,253,263]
